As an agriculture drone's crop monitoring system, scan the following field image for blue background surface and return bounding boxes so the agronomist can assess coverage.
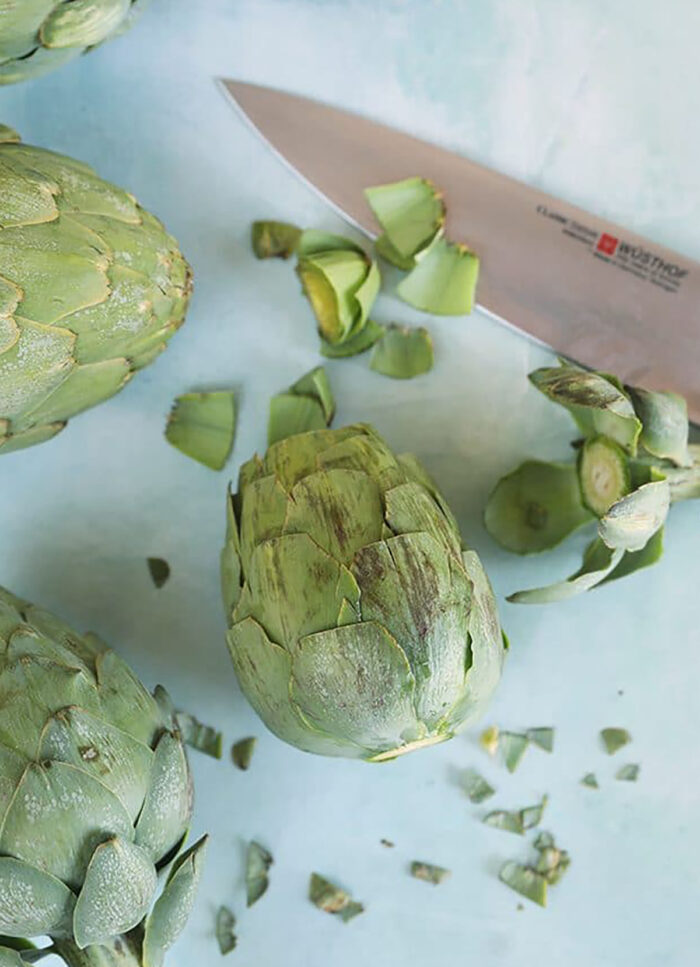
[1,2,699,964]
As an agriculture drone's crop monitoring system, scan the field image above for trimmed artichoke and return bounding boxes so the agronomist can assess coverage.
[0,1,146,85]
[0,125,191,455]
[221,424,506,761]
[0,586,206,967]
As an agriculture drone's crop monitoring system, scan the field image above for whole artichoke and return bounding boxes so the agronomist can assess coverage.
[0,125,191,455]
[0,0,146,85]
[0,586,206,967]
[221,423,506,761]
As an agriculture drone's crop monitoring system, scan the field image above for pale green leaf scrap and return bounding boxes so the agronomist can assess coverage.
[176,711,223,759]
[600,727,631,755]
[461,768,495,804]
[527,728,554,753]
[410,861,451,885]
[501,731,529,772]
[615,763,640,782]
[246,841,273,907]
[369,324,434,380]
[216,905,237,955]
[231,737,257,771]
[165,392,236,471]
[251,220,301,259]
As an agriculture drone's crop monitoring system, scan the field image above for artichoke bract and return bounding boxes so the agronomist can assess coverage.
[221,424,506,761]
[0,125,191,455]
[0,586,206,967]
[0,0,146,85]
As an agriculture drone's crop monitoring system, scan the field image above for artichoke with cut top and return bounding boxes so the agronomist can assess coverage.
[0,586,206,967]
[0,125,191,455]
[221,423,506,761]
[0,0,147,85]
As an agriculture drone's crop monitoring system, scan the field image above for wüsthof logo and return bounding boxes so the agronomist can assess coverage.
[596,233,619,256]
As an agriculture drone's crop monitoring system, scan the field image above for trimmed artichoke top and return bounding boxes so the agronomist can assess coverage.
[0,125,191,455]
[0,0,146,85]
[0,586,205,963]
[221,424,506,761]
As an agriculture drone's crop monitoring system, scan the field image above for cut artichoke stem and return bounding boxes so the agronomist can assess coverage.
[578,435,630,517]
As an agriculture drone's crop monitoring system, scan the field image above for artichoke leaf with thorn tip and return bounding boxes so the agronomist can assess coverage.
[0,586,206,967]
[221,424,506,761]
[0,126,191,455]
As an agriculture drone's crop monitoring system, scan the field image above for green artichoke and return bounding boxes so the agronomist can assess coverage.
[221,424,506,761]
[0,125,191,455]
[0,0,146,85]
[0,586,206,967]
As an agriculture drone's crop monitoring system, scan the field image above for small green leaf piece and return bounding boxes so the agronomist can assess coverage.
[290,366,336,423]
[507,537,624,604]
[529,365,642,454]
[410,861,451,884]
[309,874,364,922]
[147,558,170,589]
[480,725,500,756]
[397,238,479,315]
[499,862,547,907]
[246,841,273,908]
[627,386,690,466]
[215,905,237,955]
[485,461,592,554]
[578,436,631,516]
[461,768,495,804]
[580,773,599,789]
[501,732,529,772]
[598,480,670,552]
[231,737,257,771]
[600,527,664,584]
[483,810,524,835]
[365,177,445,262]
[600,727,631,755]
[520,796,548,830]
[375,233,418,270]
[251,220,301,259]
[268,393,326,445]
[320,319,385,358]
[369,324,434,380]
[527,728,554,753]
[615,763,640,782]
[176,711,223,759]
[165,392,236,471]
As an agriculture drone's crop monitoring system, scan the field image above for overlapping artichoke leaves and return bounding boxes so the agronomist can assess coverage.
[221,424,505,761]
[0,0,145,86]
[0,587,205,966]
[484,361,699,603]
[0,125,190,454]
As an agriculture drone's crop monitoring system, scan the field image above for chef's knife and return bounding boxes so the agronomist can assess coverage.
[218,79,699,421]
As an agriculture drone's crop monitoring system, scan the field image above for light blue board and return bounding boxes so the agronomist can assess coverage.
[1,2,698,965]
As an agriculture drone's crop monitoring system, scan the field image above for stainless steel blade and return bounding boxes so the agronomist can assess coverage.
[219,78,700,420]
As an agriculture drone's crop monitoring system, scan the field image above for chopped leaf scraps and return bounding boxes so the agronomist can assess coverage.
[215,905,237,955]
[484,810,524,835]
[308,874,364,922]
[370,323,434,379]
[246,841,273,907]
[499,832,570,907]
[520,796,548,830]
[600,727,631,755]
[527,728,555,753]
[501,732,529,772]
[397,237,479,315]
[580,772,599,789]
[175,711,223,759]
[365,177,445,264]
[147,557,170,589]
[410,861,451,885]
[320,318,385,358]
[461,768,495,804]
[231,737,257,771]
[480,725,500,756]
[268,365,335,445]
[251,220,301,259]
[165,391,236,471]
[615,763,640,782]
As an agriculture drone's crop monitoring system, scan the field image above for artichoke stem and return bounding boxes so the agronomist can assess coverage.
[54,931,144,967]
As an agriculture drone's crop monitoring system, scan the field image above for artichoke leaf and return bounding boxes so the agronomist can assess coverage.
[600,527,664,584]
[290,366,335,423]
[627,385,691,466]
[370,324,434,380]
[320,318,385,358]
[94,649,167,747]
[0,318,76,425]
[384,481,462,559]
[135,732,192,863]
[142,835,208,967]
[397,237,479,315]
[251,220,301,259]
[263,424,370,491]
[237,474,289,571]
[0,154,58,229]
[508,537,624,604]
[231,737,256,771]
[73,837,157,949]
[268,393,326,445]
[40,0,131,50]
[0,946,23,967]
[165,391,237,471]
[0,856,75,939]
[485,460,593,554]
[246,841,273,907]
[529,365,641,453]
[291,620,422,757]
[598,479,670,552]
[365,177,445,261]
[23,357,131,426]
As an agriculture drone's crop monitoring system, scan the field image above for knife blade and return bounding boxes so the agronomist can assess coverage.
[218,78,699,420]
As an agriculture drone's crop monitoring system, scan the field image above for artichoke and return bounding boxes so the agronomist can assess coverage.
[0,125,191,455]
[0,1,146,85]
[0,586,206,967]
[221,423,506,761]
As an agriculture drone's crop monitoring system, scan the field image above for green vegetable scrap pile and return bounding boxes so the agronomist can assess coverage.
[485,360,700,603]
